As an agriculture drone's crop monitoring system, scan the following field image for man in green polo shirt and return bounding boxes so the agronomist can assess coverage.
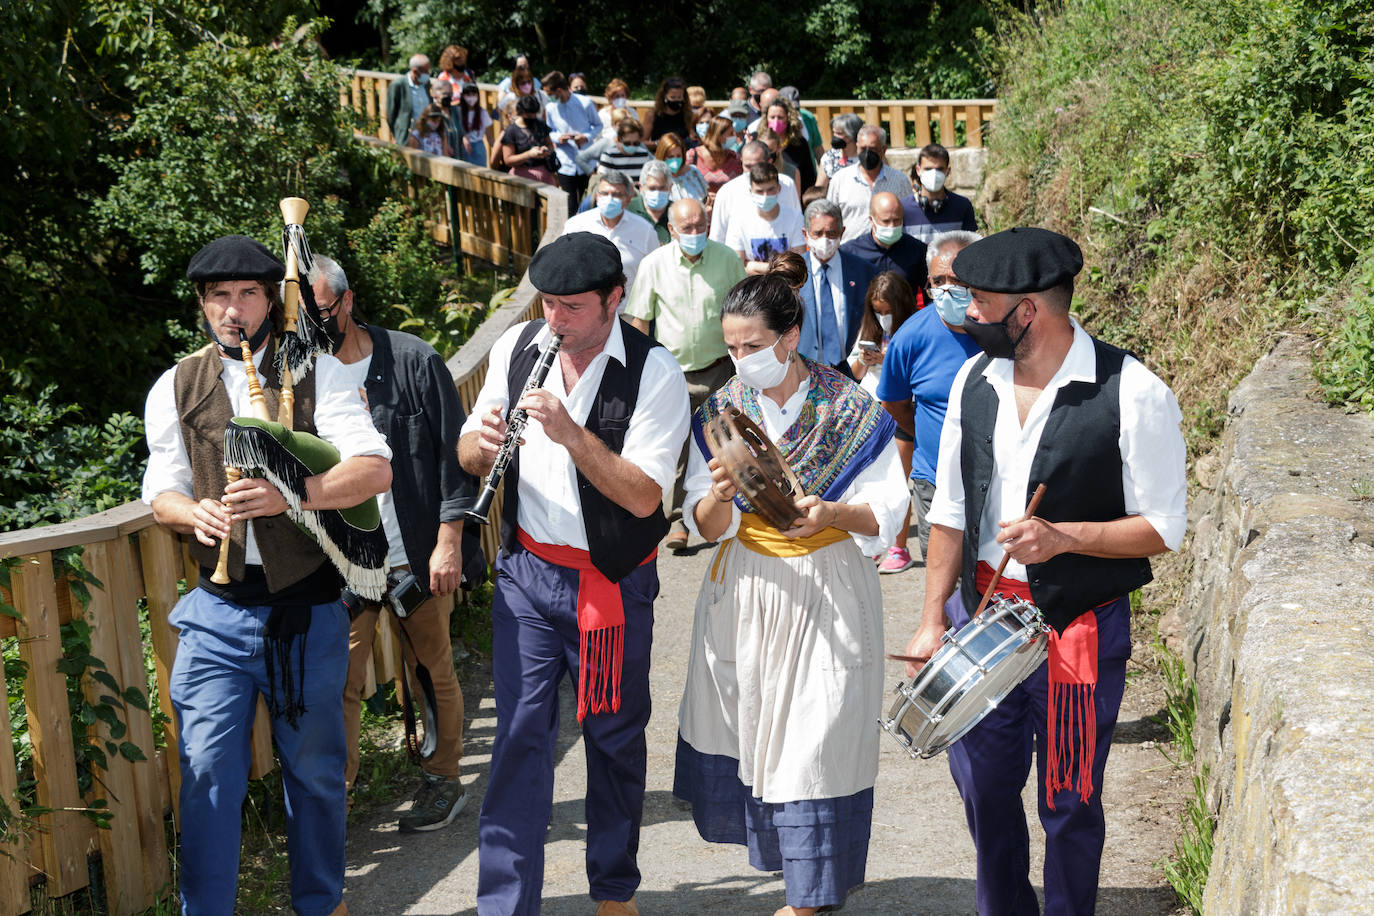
[628,160,673,246]
[626,198,746,550]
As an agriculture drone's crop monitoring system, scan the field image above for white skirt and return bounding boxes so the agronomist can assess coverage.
[678,536,884,803]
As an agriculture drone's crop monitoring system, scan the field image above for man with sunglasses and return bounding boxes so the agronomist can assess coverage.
[746,70,772,119]
[311,256,484,835]
[877,230,983,562]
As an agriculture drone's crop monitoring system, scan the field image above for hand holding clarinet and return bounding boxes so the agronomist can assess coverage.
[467,333,563,524]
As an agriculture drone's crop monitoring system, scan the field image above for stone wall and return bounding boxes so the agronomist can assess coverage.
[1177,335,1374,913]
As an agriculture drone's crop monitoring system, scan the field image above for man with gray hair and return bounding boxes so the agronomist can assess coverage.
[625,198,745,549]
[876,230,984,563]
[386,54,432,145]
[747,69,772,118]
[627,160,674,245]
[563,169,660,298]
[310,255,483,833]
[797,197,878,376]
[826,123,910,243]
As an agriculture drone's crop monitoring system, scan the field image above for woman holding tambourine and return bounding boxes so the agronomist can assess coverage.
[673,252,910,916]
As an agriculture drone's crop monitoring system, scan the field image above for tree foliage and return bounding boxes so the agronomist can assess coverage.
[346,0,994,99]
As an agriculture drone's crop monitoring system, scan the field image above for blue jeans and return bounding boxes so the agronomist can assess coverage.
[170,588,349,916]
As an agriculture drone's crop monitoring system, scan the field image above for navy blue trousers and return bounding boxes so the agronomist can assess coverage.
[169,588,349,916]
[476,546,658,915]
[944,590,1131,916]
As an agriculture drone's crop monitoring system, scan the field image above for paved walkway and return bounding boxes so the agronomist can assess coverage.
[343,542,1184,914]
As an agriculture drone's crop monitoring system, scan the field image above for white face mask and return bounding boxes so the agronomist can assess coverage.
[920,168,947,193]
[810,235,838,261]
[732,336,791,390]
[877,313,893,334]
[611,96,628,109]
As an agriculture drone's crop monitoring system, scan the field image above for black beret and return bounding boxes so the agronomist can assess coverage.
[952,227,1083,294]
[528,232,624,296]
[186,235,285,283]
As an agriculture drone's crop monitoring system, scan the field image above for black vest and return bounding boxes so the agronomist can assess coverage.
[500,319,670,582]
[958,337,1152,633]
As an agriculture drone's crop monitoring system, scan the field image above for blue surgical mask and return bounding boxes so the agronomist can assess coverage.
[598,195,624,219]
[724,137,742,152]
[732,117,748,132]
[642,189,670,210]
[696,122,709,139]
[417,72,431,86]
[678,232,707,256]
[932,285,973,326]
[752,192,778,211]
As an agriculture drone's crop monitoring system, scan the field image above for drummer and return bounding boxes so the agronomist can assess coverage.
[901,228,1187,915]
[675,252,909,916]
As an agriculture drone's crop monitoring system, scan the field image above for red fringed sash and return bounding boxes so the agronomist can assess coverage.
[517,529,655,722]
[975,561,1099,809]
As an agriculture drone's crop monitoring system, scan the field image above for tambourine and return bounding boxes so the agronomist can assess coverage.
[703,405,805,531]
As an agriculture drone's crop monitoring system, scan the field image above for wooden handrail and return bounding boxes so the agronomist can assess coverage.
[343,69,997,149]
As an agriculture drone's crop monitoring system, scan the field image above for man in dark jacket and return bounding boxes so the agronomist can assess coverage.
[312,255,482,833]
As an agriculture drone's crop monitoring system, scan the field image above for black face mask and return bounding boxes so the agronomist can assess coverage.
[831,135,847,150]
[858,148,881,171]
[319,295,347,352]
[664,99,682,112]
[962,301,1031,360]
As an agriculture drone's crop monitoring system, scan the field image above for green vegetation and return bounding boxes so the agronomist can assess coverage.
[356,0,995,99]
[983,0,1374,451]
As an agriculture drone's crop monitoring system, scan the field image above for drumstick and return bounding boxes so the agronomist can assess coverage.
[886,482,1047,664]
[973,482,1047,617]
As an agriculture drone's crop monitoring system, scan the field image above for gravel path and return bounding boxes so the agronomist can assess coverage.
[343,541,1187,915]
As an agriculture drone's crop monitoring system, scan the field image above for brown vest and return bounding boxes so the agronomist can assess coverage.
[174,339,326,592]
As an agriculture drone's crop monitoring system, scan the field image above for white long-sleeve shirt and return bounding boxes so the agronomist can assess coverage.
[142,347,391,565]
[460,320,690,550]
[927,319,1188,581]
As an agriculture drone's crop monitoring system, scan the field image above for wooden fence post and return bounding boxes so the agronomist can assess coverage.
[12,553,89,898]
[73,543,148,916]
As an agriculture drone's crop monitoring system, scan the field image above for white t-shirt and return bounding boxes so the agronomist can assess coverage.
[708,171,802,244]
[726,206,806,263]
[337,355,407,569]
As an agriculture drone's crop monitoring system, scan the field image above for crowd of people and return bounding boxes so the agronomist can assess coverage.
[143,54,1187,916]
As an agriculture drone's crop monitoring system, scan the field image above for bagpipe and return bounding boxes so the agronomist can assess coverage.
[210,198,389,600]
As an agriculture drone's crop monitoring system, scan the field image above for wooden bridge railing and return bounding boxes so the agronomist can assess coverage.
[0,509,418,912]
[343,68,997,150]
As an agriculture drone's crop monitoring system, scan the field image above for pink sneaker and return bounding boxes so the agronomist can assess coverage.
[877,546,914,574]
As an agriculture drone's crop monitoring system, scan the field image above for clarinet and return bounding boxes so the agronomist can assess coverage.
[466,332,564,524]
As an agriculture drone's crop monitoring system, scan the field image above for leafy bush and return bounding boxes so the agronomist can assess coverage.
[0,381,145,533]
[1314,256,1374,410]
[984,0,1374,448]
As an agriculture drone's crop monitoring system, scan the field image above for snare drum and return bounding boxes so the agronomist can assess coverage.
[880,596,1049,759]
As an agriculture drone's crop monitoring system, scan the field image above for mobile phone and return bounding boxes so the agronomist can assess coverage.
[858,340,880,351]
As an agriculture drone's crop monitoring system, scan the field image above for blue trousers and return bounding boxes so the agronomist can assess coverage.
[944,590,1131,916]
[477,546,658,915]
[169,588,349,916]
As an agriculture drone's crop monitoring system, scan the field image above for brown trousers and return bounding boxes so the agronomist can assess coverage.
[343,580,464,788]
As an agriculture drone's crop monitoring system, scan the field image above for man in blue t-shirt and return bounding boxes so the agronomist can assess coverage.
[877,229,983,559]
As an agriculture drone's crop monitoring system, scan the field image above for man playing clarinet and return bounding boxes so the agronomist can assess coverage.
[901,228,1187,915]
[458,232,689,916]
[142,235,392,916]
